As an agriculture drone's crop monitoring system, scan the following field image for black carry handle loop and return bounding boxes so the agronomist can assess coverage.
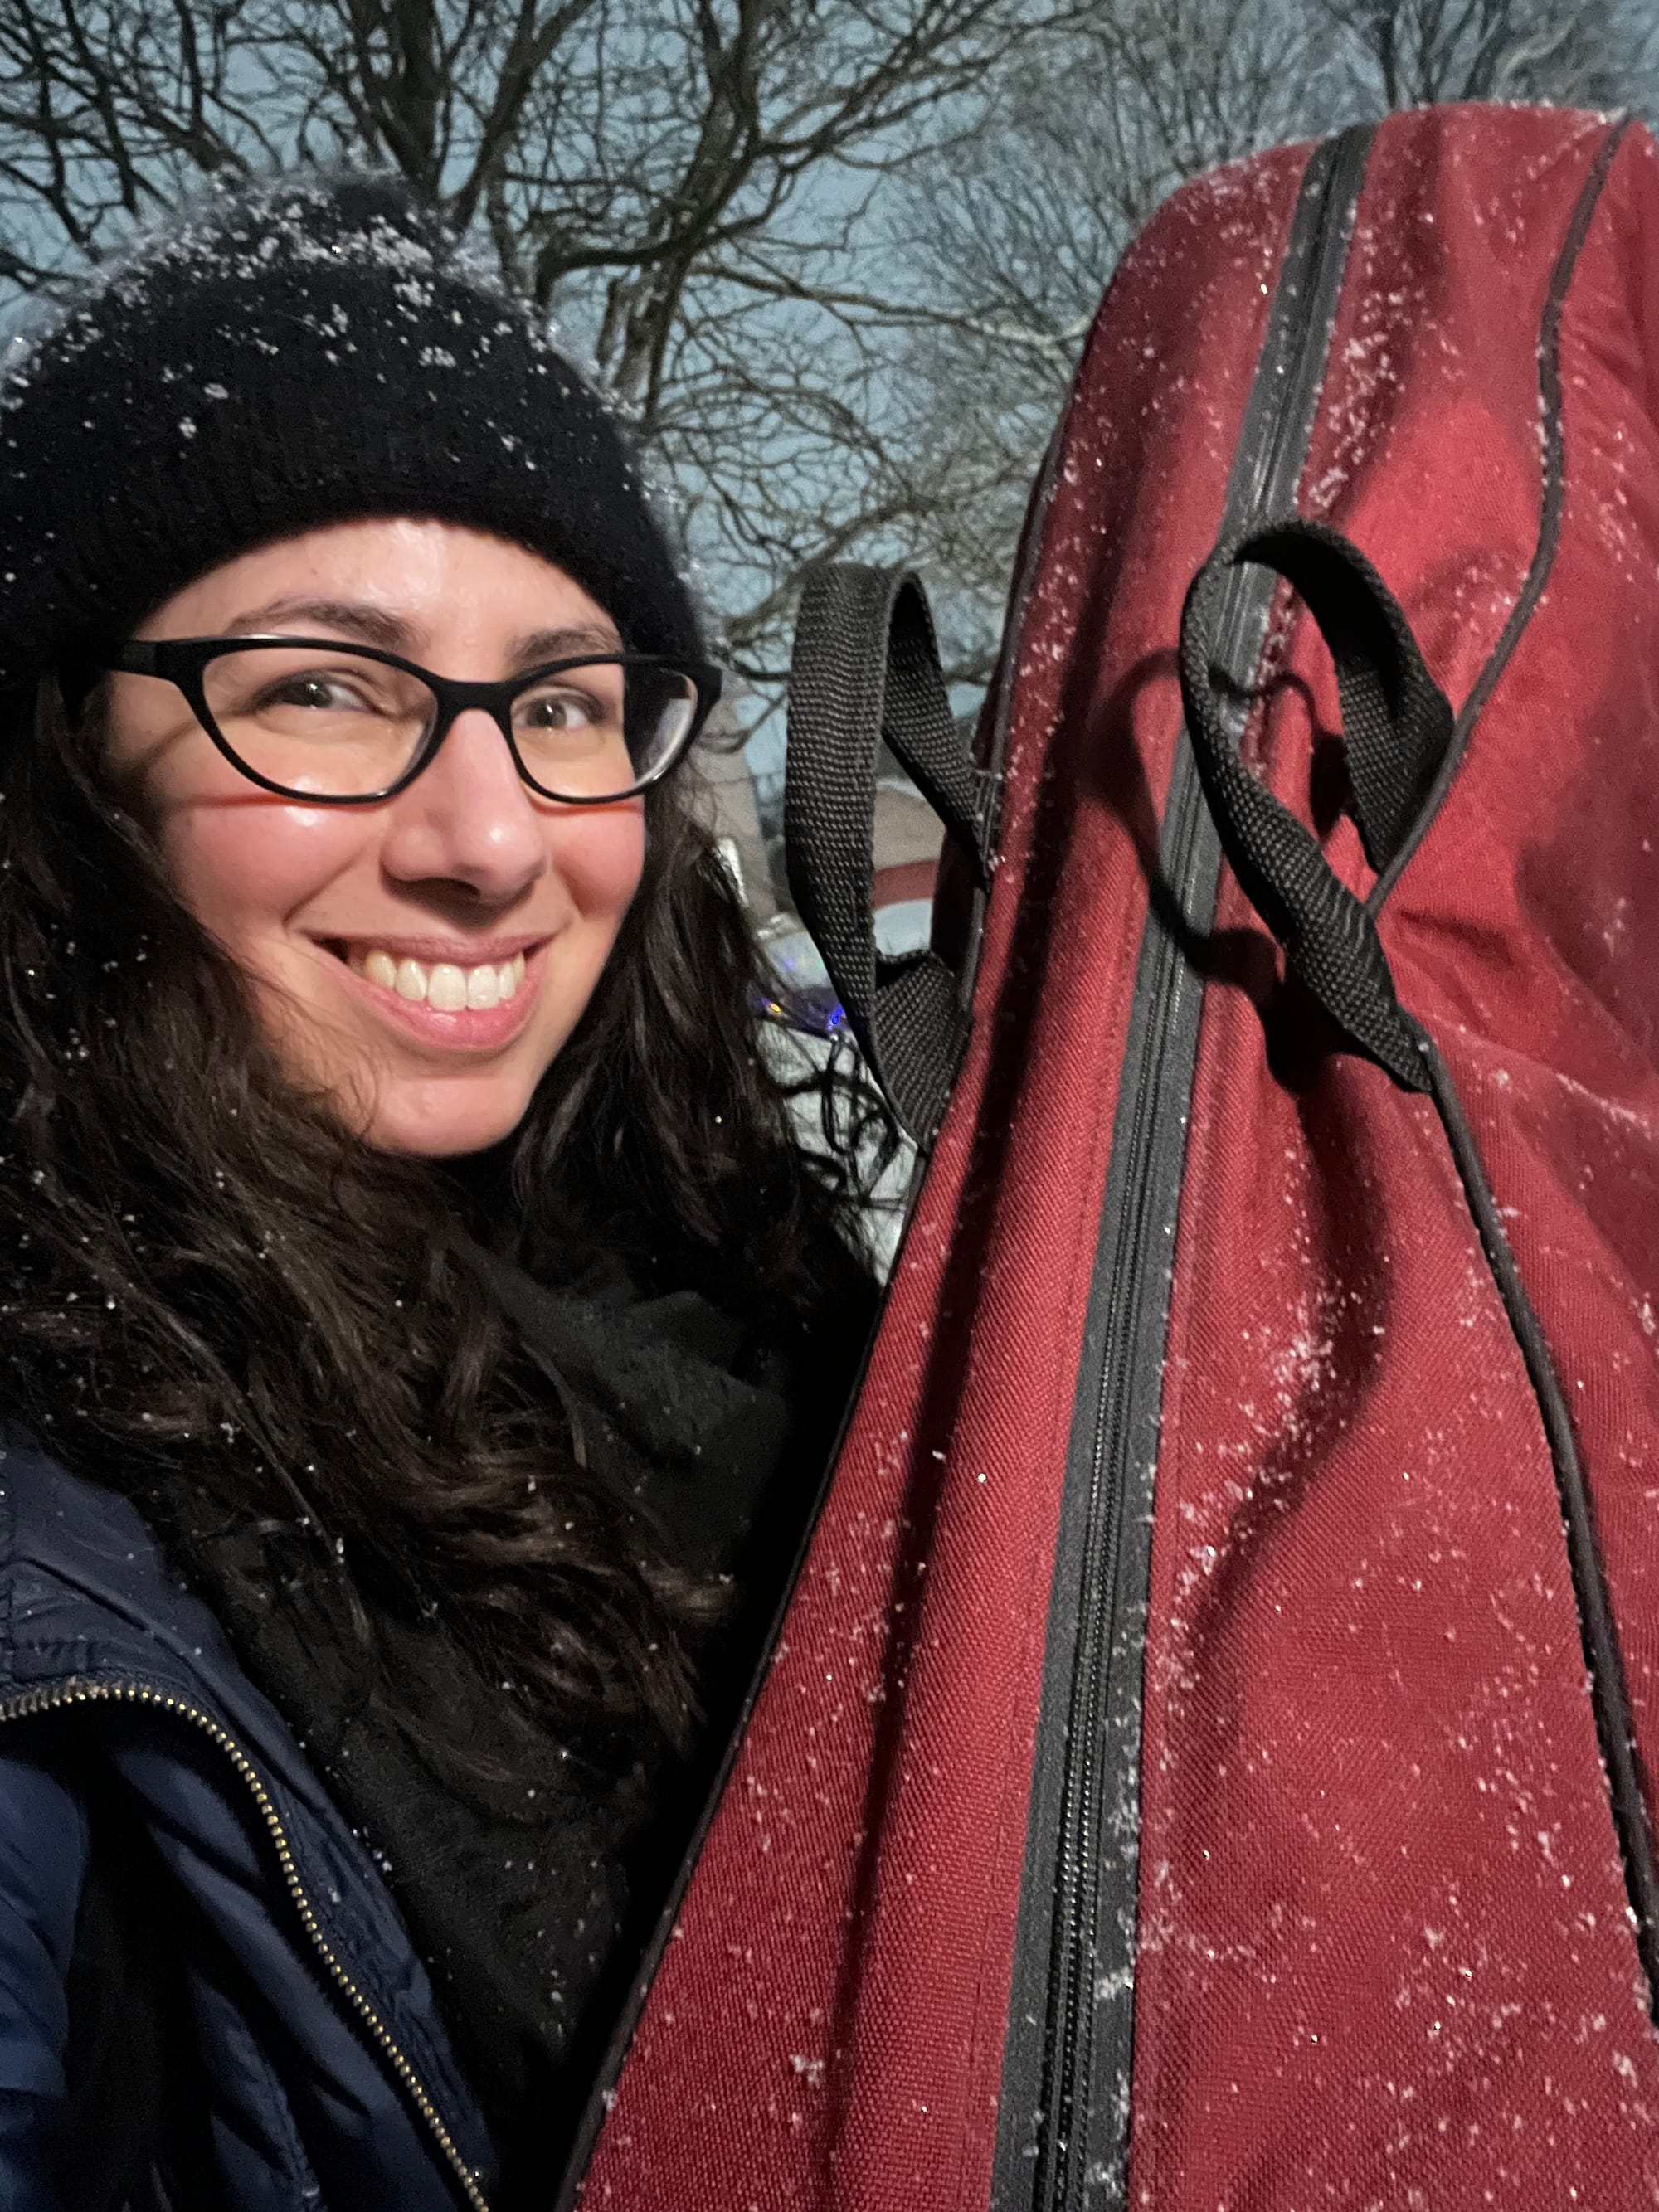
[1178,516,1455,1091]
[785,564,990,1148]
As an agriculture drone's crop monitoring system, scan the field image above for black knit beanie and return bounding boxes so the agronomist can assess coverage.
[0,175,702,693]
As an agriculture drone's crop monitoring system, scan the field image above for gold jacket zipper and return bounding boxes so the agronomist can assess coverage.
[0,1675,489,2212]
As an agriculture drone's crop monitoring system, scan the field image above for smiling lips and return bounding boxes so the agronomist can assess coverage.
[331,938,542,1048]
[347,945,528,1010]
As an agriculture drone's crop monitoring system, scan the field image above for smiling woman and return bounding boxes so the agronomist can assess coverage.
[0,179,890,2212]
[99,519,678,1159]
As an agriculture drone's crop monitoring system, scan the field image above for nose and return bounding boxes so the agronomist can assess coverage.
[377,707,548,905]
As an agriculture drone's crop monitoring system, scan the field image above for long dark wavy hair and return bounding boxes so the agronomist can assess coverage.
[0,668,893,1757]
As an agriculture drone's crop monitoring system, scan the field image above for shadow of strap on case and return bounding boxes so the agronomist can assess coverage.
[785,563,990,1147]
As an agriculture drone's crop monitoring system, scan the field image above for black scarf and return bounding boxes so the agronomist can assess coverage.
[189,1242,869,2204]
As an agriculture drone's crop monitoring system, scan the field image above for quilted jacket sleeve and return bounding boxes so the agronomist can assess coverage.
[0,1739,90,2212]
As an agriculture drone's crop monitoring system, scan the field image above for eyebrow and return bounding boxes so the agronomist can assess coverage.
[224,596,625,663]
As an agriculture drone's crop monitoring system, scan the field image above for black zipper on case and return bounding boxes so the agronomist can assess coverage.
[991,122,1374,2212]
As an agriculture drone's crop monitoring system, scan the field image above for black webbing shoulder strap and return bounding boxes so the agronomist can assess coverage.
[785,563,990,1147]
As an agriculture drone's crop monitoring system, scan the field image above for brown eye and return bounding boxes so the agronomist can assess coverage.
[263,674,372,713]
[517,687,602,732]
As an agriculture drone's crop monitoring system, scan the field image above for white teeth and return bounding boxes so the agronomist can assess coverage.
[427,962,467,1012]
[350,947,528,1008]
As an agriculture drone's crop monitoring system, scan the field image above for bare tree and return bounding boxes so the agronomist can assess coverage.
[0,0,1076,707]
[874,0,1658,692]
[1314,0,1656,109]
[869,0,1327,688]
[0,0,1652,782]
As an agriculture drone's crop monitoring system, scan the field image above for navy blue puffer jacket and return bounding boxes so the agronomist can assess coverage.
[0,1435,495,2211]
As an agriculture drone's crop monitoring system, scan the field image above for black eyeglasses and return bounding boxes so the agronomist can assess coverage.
[87,635,722,805]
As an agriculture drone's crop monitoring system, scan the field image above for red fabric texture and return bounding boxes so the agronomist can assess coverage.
[1133,109,1659,2206]
[579,107,1659,2208]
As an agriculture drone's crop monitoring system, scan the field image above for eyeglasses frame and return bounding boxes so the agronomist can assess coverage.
[88,634,723,805]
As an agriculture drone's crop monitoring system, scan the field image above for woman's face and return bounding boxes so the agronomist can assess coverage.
[103,517,647,1158]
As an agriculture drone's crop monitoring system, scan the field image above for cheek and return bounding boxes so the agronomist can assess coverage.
[159,799,367,958]
[547,805,647,931]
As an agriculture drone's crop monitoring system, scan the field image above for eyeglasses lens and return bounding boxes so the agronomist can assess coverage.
[508,661,696,799]
[199,647,697,800]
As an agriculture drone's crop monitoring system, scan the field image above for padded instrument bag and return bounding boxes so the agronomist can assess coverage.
[567,103,1659,2210]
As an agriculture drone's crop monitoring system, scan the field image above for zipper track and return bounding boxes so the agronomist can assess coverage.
[992,124,1374,2212]
[1034,764,1214,2208]
[0,1675,489,2212]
